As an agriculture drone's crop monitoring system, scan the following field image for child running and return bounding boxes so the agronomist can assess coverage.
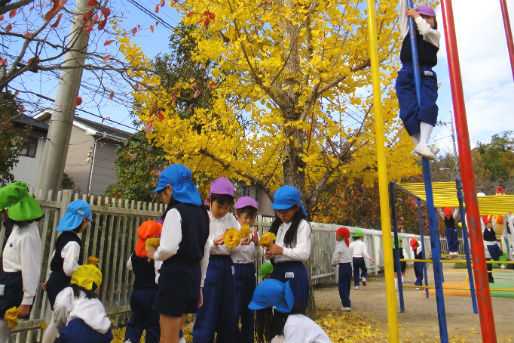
[43,200,93,343]
[146,164,210,343]
[0,182,43,343]
[331,227,352,311]
[54,264,112,343]
[249,279,331,343]
[349,230,375,290]
[123,220,162,343]
[265,185,311,313]
[192,177,239,343]
[231,196,261,343]
[395,0,441,160]
[410,237,425,287]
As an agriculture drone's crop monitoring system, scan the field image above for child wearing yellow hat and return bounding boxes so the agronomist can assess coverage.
[54,264,112,343]
[124,220,162,343]
[0,182,43,343]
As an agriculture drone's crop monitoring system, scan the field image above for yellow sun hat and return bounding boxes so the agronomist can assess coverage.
[71,264,102,291]
[224,228,241,248]
[239,224,252,239]
[259,232,276,247]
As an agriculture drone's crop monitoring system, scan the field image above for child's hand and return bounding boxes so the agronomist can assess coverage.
[41,281,47,292]
[213,234,224,246]
[198,288,203,308]
[18,305,30,318]
[240,237,251,245]
[267,243,283,256]
[146,245,157,259]
[370,258,375,264]
[252,227,259,245]
[406,7,420,19]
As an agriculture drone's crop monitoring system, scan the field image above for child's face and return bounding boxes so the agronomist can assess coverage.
[486,222,493,229]
[79,219,89,233]
[421,14,436,29]
[275,205,299,223]
[335,233,343,241]
[159,185,172,205]
[210,200,231,219]
[236,211,257,227]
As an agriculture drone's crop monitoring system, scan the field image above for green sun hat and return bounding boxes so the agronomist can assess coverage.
[392,236,403,249]
[352,229,364,238]
[259,262,274,279]
[0,182,43,222]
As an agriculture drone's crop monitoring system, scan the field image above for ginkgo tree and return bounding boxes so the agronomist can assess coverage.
[119,0,426,213]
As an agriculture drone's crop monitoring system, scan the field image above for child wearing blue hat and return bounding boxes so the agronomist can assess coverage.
[265,185,311,313]
[0,182,43,343]
[42,199,93,343]
[249,279,331,343]
[231,196,261,343]
[146,164,209,343]
[193,177,240,343]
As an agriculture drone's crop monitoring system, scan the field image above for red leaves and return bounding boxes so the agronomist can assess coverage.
[14,90,19,96]
[144,120,154,133]
[87,0,99,6]
[150,25,154,33]
[101,7,110,17]
[9,10,16,19]
[0,14,4,21]
[155,4,160,13]
[75,97,82,106]
[83,6,110,32]
[24,32,32,38]
[172,94,177,105]
[208,81,216,90]
[109,91,114,100]
[194,89,200,98]
[0,57,8,66]
[157,112,165,121]
[131,25,139,36]
[83,9,93,22]
[5,24,12,33]
[205,11,215,20]
[186,11,195,17]
[102,54,111,63]
[51,13,63,28]
[133,83,140,91]
[191,11,216,27]
[103,40,114,46]
[160,0,165,6]
[44,0,60,21]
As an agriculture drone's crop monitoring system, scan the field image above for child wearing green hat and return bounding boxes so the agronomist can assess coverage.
[0,182,43,343]
[259,263,274,280]
[349,230,375,290]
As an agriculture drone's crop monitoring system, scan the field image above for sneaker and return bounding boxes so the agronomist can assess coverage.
[362,279,367,286]
[342,307,352,311]
[354,286,360,290]
[414,143,435,160]
[178,338,186,343]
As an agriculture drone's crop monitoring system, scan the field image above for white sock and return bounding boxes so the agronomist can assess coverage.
[419,122,434,145]
[411,134,420,145]
[0,320,11,343]
[394,278,398,289]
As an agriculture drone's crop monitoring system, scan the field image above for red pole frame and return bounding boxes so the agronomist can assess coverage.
[500,0,514,82]
[439,1,497,343]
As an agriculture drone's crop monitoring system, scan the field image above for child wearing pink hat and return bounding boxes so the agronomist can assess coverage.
[193,177,240,343]
[396,0,441,160]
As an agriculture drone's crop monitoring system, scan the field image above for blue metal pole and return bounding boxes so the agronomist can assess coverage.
[389,182,405,312]
[406,0,422,105]
[416,198,429,298]
[423,159,449,343]
[455,178,479,314]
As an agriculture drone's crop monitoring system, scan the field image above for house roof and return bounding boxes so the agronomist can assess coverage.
[12,114,49,132]
[34,110,132,143]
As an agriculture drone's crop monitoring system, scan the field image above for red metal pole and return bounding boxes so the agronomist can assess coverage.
[439,1,498,343]
[500,0,514,82]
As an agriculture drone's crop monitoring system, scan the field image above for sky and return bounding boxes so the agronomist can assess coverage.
[15,0,514,153]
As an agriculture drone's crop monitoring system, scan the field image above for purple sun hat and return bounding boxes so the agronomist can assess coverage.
[209,177,235,196]
[235,196,258,210]
[416,5,436,17]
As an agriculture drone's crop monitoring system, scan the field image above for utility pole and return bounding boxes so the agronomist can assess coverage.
[36,0,92,199]
[449,111,460,176]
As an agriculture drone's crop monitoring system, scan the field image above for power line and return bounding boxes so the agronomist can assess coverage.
[126,0,175,31]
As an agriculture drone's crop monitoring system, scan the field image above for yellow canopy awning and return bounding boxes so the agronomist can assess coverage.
[397,182,514,215]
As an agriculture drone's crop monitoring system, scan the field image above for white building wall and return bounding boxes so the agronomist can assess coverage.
[11,136,46,190]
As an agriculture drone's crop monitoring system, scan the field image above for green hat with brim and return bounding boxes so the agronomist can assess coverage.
[0,182,43,222]
[259,263,274,279]
[352,229,364,238]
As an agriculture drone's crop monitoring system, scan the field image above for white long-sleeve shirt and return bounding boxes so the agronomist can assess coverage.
[206,211,240,255]
[153,208,210,287]
[230,231,262,264]
[273,219,311,263]
[67,294,111,334]
[331,241,352,265]
[52,287,74,330]
[272,314,332,343]
[399,0,441,47]
[349,240,371,260]
[61,239,81,276]
[2,222,42,305]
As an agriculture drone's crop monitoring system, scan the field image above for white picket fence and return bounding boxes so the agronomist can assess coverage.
[0,190,435,341]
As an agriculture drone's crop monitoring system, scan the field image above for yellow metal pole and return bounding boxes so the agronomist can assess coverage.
[366,1,399,342]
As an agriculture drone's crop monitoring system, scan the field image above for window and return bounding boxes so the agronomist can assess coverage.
[20,136,38,158]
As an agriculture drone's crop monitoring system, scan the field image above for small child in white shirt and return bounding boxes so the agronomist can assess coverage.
[331,227,352,311]
[349,230,375,289]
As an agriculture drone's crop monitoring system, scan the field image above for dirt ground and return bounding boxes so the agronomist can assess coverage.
[314,266,514,343]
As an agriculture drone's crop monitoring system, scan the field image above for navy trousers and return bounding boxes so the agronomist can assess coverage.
[270,261,310,313]
[55,318,112,343]
[232,263,256,343]
[337,263,352,308]
[0,272,23,319]
[352,257,367,287]
[414,262,424,286]
[395,63,438,136]
[193,255,235,343]
[124,287,160,343]
[445,227,459,254]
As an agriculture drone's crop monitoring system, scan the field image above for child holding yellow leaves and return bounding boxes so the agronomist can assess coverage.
[231,196,261,343]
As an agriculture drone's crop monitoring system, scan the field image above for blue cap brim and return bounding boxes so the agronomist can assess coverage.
[248,299,266,311]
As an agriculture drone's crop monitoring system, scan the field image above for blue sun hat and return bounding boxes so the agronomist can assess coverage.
[154,164,202,206]
[56,200,93,232]
[248,279,294,313]
[271,185,307,217]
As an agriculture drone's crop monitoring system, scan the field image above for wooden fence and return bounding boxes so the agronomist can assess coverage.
[1,190,435,341]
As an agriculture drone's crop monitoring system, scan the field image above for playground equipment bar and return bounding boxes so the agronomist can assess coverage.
[401,259,514,264]
[365,1,399,342]
[500,0,514,82]
[440,1,498,341]
[402,284,514,292]
[416,199,430,298]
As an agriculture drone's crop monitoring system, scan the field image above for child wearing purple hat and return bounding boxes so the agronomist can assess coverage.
[193,177,240,343]
[231,196,261,343]
[396,0,441,160]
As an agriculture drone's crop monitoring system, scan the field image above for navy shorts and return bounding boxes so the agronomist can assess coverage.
[46,271,71,310]
[157,259,201,317]
[0,271,23,319]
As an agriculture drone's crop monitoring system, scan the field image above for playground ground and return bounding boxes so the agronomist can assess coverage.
[314,265,514,343]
